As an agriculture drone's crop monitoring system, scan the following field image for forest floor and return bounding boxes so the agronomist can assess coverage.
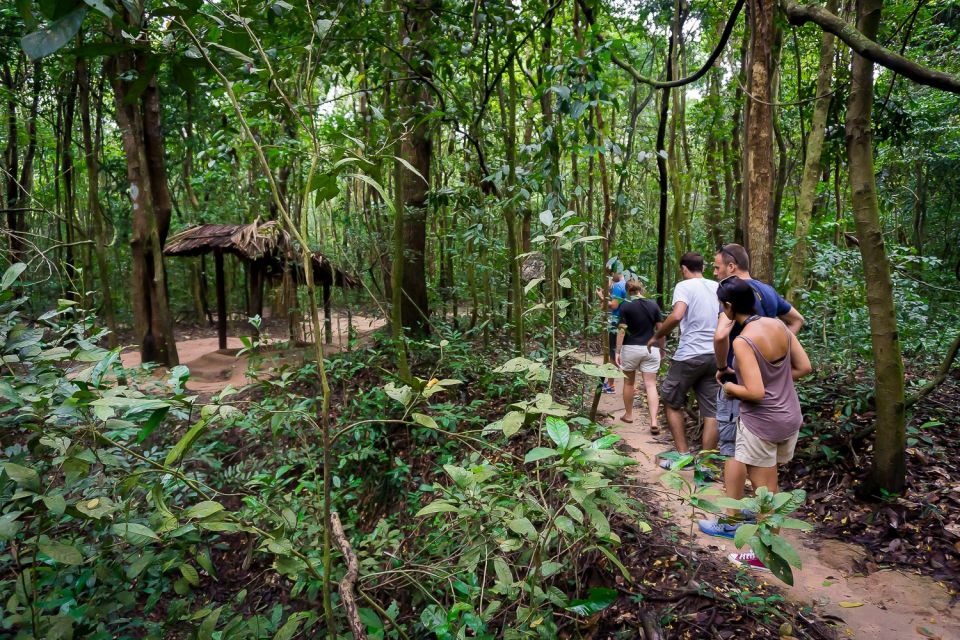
[587,356,960,639]
[118,312,386,394]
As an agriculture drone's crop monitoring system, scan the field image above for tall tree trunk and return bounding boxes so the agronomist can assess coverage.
[654,36,674,309]
[5,60,40,265]
[846,0,906,495]
[732,27,749,244]
[743,0,777,283]
[503,25,524,353]
[110,19,178,366]
[786,0,838,303]
[78,57,118,346]
[62,69,80,295]
[397,0,436,337]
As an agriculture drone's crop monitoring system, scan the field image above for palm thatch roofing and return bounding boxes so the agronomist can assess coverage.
[164,221,359,287]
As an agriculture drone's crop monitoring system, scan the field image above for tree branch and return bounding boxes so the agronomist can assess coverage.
[782,0,960,93]
[905,331,960,408]
[577,0,745,89]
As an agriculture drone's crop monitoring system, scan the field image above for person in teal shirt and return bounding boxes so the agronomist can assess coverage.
[596,268,627,393]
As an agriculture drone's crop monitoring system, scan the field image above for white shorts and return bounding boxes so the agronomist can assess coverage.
[620,345,661,374]
[735,419,799,467]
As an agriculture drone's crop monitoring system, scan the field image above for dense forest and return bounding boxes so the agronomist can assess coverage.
[1,0,959,638]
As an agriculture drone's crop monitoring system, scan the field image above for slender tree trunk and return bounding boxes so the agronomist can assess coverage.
[846,0,906,495]
[743,0,777,283]
[732,27,749,245]
[78,57,118,346]
[654,37,674,309]
[503,25,524,353]
[6,60,41,265]
[786,0,837,303]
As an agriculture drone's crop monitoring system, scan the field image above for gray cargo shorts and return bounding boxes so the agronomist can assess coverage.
[660,353,719,418]
[717,388,741,457]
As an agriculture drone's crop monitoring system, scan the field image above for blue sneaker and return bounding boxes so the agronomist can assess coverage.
[602,382,615,394]
[698,518,740,539]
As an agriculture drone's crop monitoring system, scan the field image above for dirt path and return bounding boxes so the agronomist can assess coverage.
[119,314,386,395]
[592,367,959,639]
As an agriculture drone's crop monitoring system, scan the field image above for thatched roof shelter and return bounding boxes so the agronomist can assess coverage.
[163,220,359,348]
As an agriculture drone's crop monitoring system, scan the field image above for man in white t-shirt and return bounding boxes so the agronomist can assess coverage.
[647,252,720,461]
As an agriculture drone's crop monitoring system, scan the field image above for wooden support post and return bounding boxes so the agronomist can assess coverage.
[215,250,227,350]
[323,281,332,345]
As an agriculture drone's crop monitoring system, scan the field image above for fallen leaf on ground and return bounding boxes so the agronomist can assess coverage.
[838,601,865,608]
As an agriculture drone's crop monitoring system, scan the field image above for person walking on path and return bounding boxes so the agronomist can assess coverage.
[646,252,720,463]
[701,276,812,571]
[700,244,805,539]
[597,268,627,394]
[615,280,664,430]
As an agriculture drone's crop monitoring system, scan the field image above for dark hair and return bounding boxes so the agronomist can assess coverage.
[717,243,750,270]
[717,276,757,315]
[680,252,704,273]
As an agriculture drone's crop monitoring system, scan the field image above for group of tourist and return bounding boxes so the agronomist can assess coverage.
[600,244,812,573]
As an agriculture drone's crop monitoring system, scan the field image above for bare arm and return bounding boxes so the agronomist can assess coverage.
[714,313,734,369]
[722,338,765,402]
[651,301,686,343]
[789,332,812,380]
[779,306,804,335]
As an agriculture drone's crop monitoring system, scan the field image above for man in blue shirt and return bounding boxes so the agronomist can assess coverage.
[699,243,804,539]
[597,269,627,393]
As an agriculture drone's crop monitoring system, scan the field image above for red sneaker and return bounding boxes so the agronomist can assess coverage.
[727,552,770,573]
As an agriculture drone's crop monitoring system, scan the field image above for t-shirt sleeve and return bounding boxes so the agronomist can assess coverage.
[671,281,689,307]
[774,292,792,316]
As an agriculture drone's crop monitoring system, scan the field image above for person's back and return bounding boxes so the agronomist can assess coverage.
[672,277,719,360]
[734,318,802,442]
[619,296,661,345]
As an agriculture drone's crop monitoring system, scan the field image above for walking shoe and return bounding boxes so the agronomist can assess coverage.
[601,382,615,394]
[698,518,740,539]
[658,457,675,470]
[727,551,770,573]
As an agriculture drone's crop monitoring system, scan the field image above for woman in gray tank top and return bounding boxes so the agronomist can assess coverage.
[716,277,812,494]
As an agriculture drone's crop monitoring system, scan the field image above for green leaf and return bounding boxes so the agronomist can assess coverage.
[554,515,575,535]
[493,556,513,586]
[210,42,254,64]
[494,357,535,373]
[198,606,222,640]
[540,561,563,578]
[272,612,313,640]
[38,540,84,565]
[183,500,225,520]
[713,497,747,511]
[545,416,570,449]
[524,447,559,464]
[3,463,39,492]
[165,419,207,466]
[733,523,758,549]
[749,539,794,585]
[780,517,813,531]
[500,411,525,437]
[180,563,201,586]
[592,434,621,449]
[524,278,544,294]
[442,464,473,489]
[573,362,625,379]
[136,407,169,443]
[769,535,803,569]
[564,504,584,523]
[111,522,160,545]
[411,413,438,430]
[21,7,88,61]
[415,501,459,517]
[566,587,618,616]
[383,382,412,406]
[42,494,66,515]
[507,517,537,539]
[0,263,26,290]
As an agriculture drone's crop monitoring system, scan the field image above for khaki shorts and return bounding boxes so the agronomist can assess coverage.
[735,419,798,467]
[620,345,661,373]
